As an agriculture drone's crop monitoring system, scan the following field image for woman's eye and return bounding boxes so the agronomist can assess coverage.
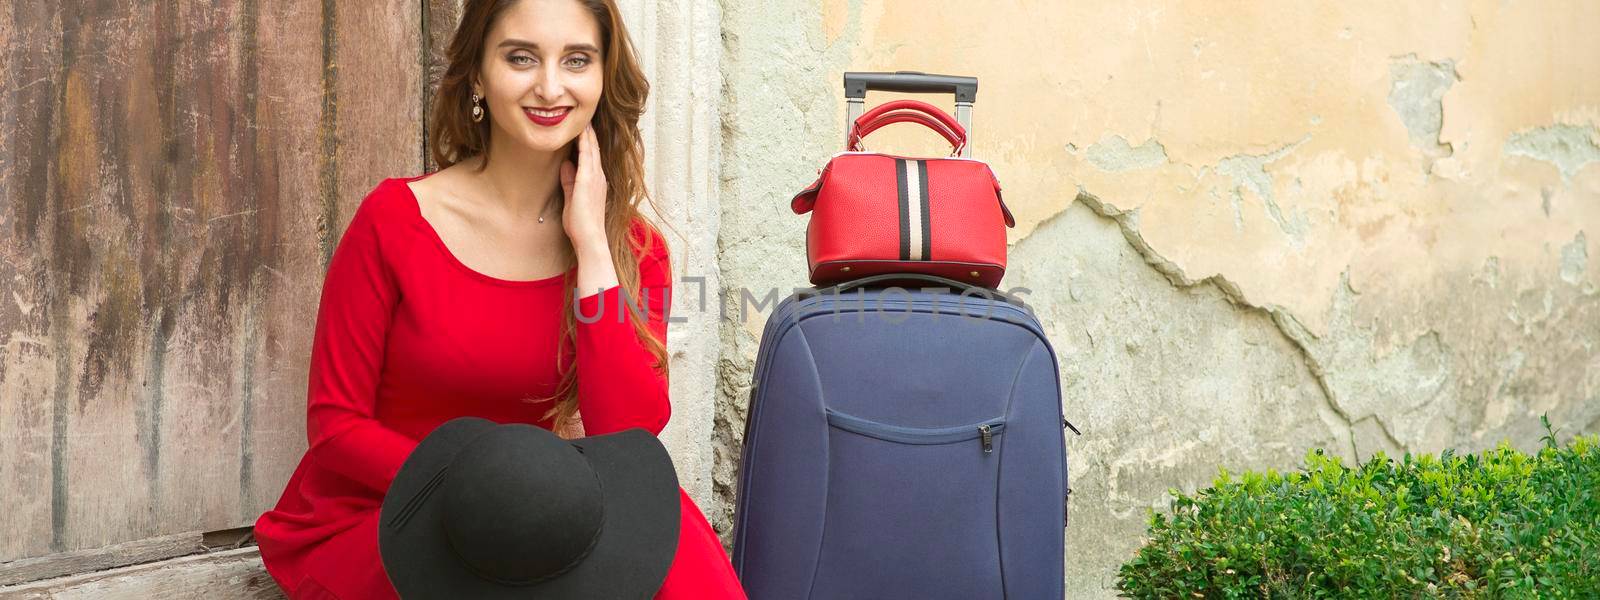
[509,54,534,66]
[564,56,591,68]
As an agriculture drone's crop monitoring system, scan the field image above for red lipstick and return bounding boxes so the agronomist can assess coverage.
[525,107,571,127]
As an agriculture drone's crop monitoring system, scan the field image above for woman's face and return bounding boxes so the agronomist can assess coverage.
[477,0,604,155]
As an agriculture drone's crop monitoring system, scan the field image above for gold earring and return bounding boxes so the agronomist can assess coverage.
[471,93,484,123]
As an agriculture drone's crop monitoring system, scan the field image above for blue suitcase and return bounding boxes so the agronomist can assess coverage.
[732,274,1072,599]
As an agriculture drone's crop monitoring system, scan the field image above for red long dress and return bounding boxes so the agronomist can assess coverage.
[253,175,745,599]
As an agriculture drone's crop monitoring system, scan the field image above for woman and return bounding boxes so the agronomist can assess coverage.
[252,0,746,597]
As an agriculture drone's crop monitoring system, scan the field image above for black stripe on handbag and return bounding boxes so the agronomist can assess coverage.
[896,159,910,260]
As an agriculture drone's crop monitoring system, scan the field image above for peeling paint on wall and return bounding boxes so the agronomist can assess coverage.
[1504,124,1600,182]
[1560,231,1589,285]
[1215,138,1311,244]
[1387,54,1458,164]
[1085,135,1168,172]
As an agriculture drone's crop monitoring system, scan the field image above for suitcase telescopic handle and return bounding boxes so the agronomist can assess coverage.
[843,71,978,157]
[844,71,978,102]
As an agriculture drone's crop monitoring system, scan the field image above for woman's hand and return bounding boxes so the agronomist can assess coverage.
[560,123,608,254]
[562,123,619,297]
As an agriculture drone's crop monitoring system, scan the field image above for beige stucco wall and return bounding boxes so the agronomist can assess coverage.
[713,1,1599,596]
[3,0,1596,596]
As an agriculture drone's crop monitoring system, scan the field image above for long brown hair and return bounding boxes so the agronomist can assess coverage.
[429,0,667,438]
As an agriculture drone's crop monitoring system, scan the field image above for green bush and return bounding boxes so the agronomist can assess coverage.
[1117,418,1599,598]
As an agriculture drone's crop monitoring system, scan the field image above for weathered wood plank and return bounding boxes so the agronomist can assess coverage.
[50,2,170,557]
[0,547,283,600]
[241,0,336,524]
[0,1,69,563]
[0,533,204,587]
[135,0,255,546]
[334,0,426,208]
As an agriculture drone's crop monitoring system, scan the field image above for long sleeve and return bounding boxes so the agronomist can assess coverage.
[303,196,418,494]
[575,224,672,437]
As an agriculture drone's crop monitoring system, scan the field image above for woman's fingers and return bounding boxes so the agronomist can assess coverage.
[569,124,604,207]
[569,125,582,175]
[580,124,595,175]
[560,159,576,199]
[586,124,604,183]
[562,123,609,249]
[577,123,602,186]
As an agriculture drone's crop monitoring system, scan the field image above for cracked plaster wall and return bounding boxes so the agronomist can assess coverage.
[715,1,1599,596]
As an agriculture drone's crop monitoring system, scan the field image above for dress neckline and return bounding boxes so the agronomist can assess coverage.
[397,173,573,289]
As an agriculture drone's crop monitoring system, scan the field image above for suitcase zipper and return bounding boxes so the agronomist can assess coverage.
[825,408,1005,450]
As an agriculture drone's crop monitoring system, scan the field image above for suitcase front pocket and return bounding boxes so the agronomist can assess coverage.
[811,409,1007,598]
[824,408,1005,451]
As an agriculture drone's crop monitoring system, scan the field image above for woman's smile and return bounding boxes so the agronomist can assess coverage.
[525,106,572,126]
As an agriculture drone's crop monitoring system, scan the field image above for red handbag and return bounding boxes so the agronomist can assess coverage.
[792,94,1015,288]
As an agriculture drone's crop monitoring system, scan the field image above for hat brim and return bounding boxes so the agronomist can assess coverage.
[380,419,680,599]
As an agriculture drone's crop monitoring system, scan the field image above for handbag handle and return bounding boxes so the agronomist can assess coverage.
[853,99,967,142]
[847,111,966,154]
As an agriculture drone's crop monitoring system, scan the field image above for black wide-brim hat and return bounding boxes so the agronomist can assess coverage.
[379,417,680,599]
